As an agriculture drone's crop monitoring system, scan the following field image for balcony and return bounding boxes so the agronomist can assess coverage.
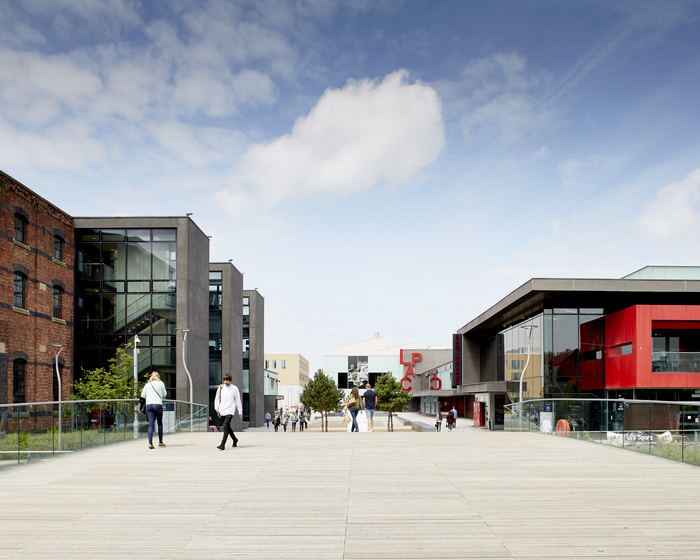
[652,352,700,373]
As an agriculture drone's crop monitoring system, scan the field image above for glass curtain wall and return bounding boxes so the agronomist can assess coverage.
[543,308,605,399]
[75,229,177,393]
[501,315,544,402]
[242,296,250,421]
[209,272,222,425]
[501,309,606,401]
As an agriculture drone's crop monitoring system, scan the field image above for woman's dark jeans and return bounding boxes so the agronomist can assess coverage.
[350,407,359,432]
[146,404,164,444]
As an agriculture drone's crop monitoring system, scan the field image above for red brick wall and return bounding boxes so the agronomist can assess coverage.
[0,171,74,405]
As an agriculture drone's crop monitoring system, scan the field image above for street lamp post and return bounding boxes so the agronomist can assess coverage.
[177,328,193,432]
[49,344,64,450]
[519,324,538,431]
[133,335,140,439]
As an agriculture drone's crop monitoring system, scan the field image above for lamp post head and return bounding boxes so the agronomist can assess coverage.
[49,343,64,348]
[134,335,141,344]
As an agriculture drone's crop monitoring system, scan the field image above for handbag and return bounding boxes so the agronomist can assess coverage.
[138,382,150,413]
[342,409,351,424]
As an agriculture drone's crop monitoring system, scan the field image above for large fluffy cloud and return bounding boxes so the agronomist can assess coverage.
[637,169,700,238]
[229,70,444,204]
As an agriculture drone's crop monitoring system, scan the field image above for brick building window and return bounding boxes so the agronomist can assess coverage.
[53,235,64,261]
[13,272,26,308]
[13,360,26,403]
[14,214,27,244]
[53,286,63,319]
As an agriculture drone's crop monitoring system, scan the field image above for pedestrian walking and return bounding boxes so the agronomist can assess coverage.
[283,410,289,432]
[451,405,458,428]
[291,411,298,431]
[273,413,280,432]
[265,411,271,428]
[141,371,167,449]
[346,386,363,432]
[446,410,454,431]
[435,410,442,432]
[363,383,377,432]
[215,373,242,450]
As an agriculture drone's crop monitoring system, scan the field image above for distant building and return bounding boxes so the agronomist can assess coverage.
[263,368,280,416]
[323,335,420,389]
[265,353,309,408]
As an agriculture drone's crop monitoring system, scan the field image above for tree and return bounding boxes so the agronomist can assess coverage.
[300,369,344,432]
[73,345,143,401]
[375,372,412,431]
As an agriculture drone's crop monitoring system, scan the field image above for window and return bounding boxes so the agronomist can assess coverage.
[13,272,26,308]
[14,214,27,244]
[53,286,63,319]
[273,360,277,369]
[265,360,269,369]
[282,359,286,369]
[53,235,64,261]
[13,360,26,403]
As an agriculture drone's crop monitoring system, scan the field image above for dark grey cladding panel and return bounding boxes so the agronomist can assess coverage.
[458,276,700,336]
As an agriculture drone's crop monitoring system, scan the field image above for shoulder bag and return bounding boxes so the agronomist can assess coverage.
[138,382,150,414]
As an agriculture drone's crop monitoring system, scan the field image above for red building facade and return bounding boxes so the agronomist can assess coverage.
[0,171,74,405]
[606,304,700,391]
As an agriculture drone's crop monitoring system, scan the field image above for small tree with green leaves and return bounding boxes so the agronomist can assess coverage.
[73,344,143,403]
[300,369,344,432]
[375,372,412,431]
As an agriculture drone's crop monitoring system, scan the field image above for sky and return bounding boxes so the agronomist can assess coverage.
[2,0,700,372]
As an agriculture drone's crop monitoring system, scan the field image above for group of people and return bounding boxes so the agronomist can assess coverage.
[435,406,458,432]
[266,406,310,432]
[344,383,377,432]
[140,371,244,451]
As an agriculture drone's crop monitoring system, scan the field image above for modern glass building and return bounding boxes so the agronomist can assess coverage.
[455,266,700,430]
[73,217,209,403]
[207,264,265,428]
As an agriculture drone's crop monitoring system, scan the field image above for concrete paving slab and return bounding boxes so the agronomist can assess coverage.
[2,427,700,559]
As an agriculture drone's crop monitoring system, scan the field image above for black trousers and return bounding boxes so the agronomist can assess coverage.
[221,415,238,445]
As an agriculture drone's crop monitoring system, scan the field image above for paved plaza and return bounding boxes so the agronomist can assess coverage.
[2,415,700,559]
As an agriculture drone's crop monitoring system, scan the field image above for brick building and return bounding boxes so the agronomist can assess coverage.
[0,171,74,405]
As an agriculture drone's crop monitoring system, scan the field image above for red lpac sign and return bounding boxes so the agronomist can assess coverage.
[399,350,442,391]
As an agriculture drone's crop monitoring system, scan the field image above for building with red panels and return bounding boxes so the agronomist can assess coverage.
[0,171,74,405]
[455,266,700,429]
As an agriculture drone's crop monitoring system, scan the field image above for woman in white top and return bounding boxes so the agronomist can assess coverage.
[141,371,167,449]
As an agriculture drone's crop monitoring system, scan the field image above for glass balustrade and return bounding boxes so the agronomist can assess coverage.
[505,398,700,467]
[651,352,700,372]
[0,399,209,469]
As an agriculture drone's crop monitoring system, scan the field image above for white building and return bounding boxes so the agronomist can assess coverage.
[323,335,421,389]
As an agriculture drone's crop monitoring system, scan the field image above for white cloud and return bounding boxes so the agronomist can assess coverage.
[637,169,700,239]
[0,49,102,126]
[223,70,444,205]
[458,52,549,142]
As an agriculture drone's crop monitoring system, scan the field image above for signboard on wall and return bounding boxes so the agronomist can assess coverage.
[399,349,422,391]
[452,334,461,388]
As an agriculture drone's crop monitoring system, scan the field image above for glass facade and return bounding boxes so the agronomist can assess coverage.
[208,271,222,423]
[75,228,177,392]
[242,296,250,421]
[500,308,605,401]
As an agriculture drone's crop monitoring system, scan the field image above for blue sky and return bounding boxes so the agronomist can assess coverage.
[2,0,700,371]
